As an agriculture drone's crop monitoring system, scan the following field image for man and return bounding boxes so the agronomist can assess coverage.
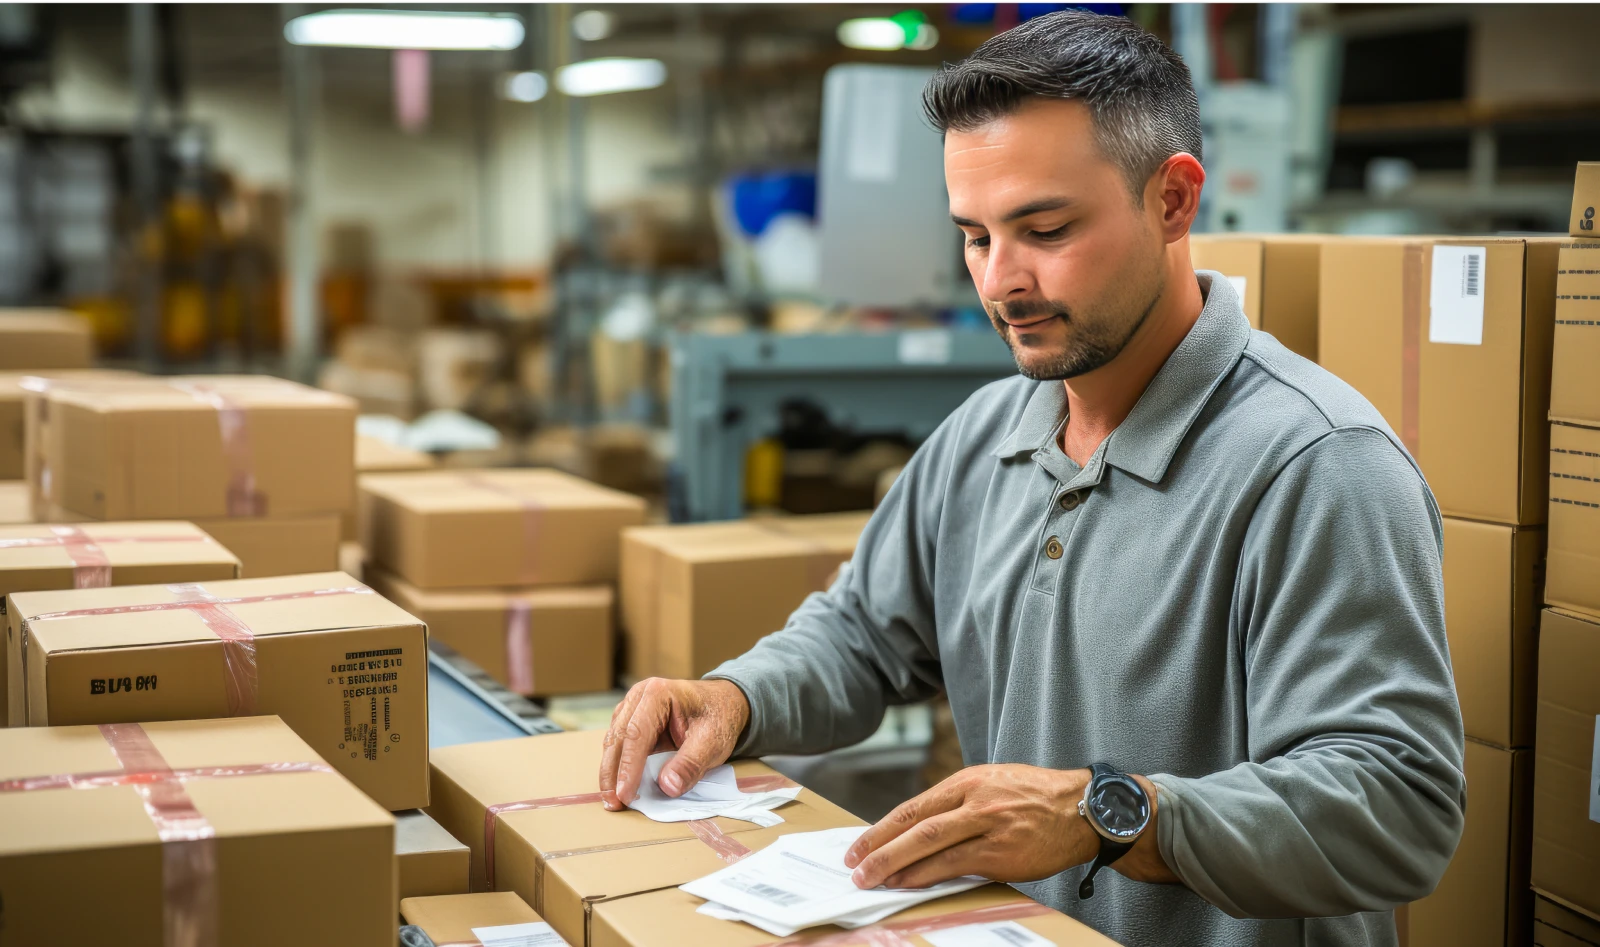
[599,11,1465,946]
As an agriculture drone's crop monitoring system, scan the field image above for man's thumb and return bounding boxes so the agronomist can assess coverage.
[662,728,722,797]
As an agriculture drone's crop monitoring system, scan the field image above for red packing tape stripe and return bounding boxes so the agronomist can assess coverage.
[0,760,335,794]
[459,474,543,585]
[172,382,266,517]
[50,525,112,589]
[482,773,797,889]
[505,598,534,695]
[754,898,1054,947]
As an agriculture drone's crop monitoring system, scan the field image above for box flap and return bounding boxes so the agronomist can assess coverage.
[401,892,542,940]
[363,468,648,514]
[0,521,242,574]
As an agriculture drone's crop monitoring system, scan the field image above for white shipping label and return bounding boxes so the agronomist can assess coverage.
[898,330,952,365]
[925,920,1057,947]
[472,921,568,947]
[1428,246,1487,345]
[1225,275,1248,310]
[1590,715,1600,824]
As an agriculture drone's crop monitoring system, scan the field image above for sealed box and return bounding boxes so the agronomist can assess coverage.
[398,808,471,900]
[427,729,858,945]
[1190,233,1322,361]
[1533,607,1600,918]
[0,715,395,946]
[26,374,356,521]
[345,434,435,540]
[1552,239,1600,425]
[368,567,613,697]
[0,481,26,524]
[193,513,341,578]
[1549,421,1600,620]
[1404,739,1531,947]
[402,892,545,944]
[0,308,94,370]
[0,370,137,479]
[592,883,1119,947]
[1571,163,1600,237]
[7,571,429,809]
[362,469,647,589]
[1535,894,1600,946]
[1319,237,1559,525]
[1441,517,1544,748]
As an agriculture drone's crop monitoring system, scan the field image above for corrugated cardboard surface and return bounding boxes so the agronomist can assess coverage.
[1571,163,1600,237]
[1552,240,1600,425]
[397,808,471,900]
[1534,894,1600,946]
[1407,739,1532,947]
[368,567,613,697]
[345,436,435,541]
[1191,236,1264,328]
[0,370,138,479]
[1191,234,1322,361]
[0,715,395,947]
[1319,237,1559,525]
[363,469,648,589]
[0,481,25,524]
[193,513,341,578]
[1533,608,1600,917]
[1548,421,1600,620]
[0,309,94,370]
[6,571,430,809]
[27,374,356,521]
[401,892,543,943]
[592,884,1121,947]
[1441,517,1545,748]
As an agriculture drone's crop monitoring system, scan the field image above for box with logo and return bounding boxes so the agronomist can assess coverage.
[0,715,395,947]
[398,809,472,900]
[1189,234,1323,361]
[1552,239,1600,425]
[1319,237,1560,525]
[1571,163,1600,238]
[402,892,546,945]
[1533,607,1600,919]
[0,308,95,370]
[367,568,613,697]
[1548,421,1600,621]
[426,729,863,946]
[25,374,357,522]
[6,571,429,809]
[0,370,138,479]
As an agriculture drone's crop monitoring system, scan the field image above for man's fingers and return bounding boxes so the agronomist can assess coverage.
[844,778,966,869]
[882,837,990,890]
[661,718,729,797]
[599,685,647,810]
[614,684,672,806]
[850,810,984,890]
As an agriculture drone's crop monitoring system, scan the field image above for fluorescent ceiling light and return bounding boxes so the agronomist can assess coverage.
[503,70,549,103]
[556,57,666,97]
[572,9,616,42]
[838,12,938,52]
[284,10,525,50]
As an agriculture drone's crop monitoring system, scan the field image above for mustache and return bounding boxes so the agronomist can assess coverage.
[987,299,1072,323]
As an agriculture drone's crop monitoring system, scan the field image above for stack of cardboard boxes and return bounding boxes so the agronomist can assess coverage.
[361,468,646,697]
[1529,163,1600,945]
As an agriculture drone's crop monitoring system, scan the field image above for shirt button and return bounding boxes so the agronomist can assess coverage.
[1059,491,1083,511]
[1045,537,1063,559]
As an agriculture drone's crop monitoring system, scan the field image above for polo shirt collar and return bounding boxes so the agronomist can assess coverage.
[988,270,1251,484]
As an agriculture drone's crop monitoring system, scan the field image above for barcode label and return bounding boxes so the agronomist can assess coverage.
[1429,245,1487,345]
[725,877,804,907]
[925,921,1056,947]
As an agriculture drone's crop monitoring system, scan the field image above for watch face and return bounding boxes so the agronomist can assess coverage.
[1087,774,1150,840]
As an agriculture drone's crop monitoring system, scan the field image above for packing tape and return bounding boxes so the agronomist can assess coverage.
[753,898,1054,947]
[171,382,266,517]
[482,773,797,890]
[1400,243,1425,457]
[0,528,221,590]
[505,598,535,695]
[459,474,543,585]
[22,583,373,719]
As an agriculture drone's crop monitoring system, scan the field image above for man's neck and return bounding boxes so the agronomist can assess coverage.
[1059,264,1206,466]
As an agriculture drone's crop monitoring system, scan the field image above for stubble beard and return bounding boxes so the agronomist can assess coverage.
[987,277,1165,382]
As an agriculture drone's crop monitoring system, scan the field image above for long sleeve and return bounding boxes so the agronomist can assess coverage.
[1148,427,1467,919]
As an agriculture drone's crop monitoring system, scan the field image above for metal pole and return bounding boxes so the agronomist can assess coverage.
[473,61,497,270]
[282,3,319,382]
[128,3,162,369]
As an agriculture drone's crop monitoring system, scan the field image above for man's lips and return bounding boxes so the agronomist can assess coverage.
[999,312,1060,329]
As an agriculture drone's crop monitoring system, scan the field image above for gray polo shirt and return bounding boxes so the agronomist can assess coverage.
[708,273,1466,947]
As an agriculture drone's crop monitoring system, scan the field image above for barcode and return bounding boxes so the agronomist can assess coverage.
[993,926,1037,946]
[1464,252,1481,297]
[725,877,803,906]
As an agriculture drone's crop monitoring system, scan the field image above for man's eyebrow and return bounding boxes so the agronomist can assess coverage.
[950,198,1077,229]
[951,214,981,227]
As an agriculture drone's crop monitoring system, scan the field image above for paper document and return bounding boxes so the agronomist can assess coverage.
[471,921,568,947]
[681,826,987,936]
[626,752,802,827]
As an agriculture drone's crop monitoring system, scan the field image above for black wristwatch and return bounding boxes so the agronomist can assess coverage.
[1076,762,1152,899]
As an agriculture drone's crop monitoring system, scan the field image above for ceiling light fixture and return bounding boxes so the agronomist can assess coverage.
[571,10,616,42]
[284,9,525,50]
[837,11,939,52]
[556,57,666,97]
[503,70,549,103]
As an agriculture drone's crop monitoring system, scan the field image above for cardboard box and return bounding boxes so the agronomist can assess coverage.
[426,729,861,946]
[592,884,1120,947]
[397,808,471,900]
[362,469,648,589]
[0,481,26,524]
[1533,607,1600,918]
[0,370,138,479]
[1441,517,1545,748]
[6,571,430,809]
[1548,421,1600,620]
[402,892,544,944]
[344,435,435,541]
[1190,233,1322,361]
[1552,239,1600,425]
[0,715,395,946]
[0,309,95,370]
[1571,163,1600,238]
[195,513,342,578]
[26,374,357,521]
[1405,739,1532,947]
[1319,237,1559,525]
[367,567,614,697]
[1535,894,1600,946]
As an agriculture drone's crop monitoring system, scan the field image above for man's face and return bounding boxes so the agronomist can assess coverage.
[946,99,1167,381]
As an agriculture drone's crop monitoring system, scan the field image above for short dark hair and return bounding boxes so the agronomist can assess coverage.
[922,11,1202,198]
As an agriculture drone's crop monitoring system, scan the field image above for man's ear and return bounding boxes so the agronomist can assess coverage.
[1149,153,1205,244]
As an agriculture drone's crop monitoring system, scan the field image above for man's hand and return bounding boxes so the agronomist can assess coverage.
[599,678,751,810]
[843,765,1176,890]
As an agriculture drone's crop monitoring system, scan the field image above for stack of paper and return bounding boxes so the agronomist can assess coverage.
[626,752,802,827]
[681,826,987,936]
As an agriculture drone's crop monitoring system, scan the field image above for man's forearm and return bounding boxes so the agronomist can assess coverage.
[1115,774,1181,885]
